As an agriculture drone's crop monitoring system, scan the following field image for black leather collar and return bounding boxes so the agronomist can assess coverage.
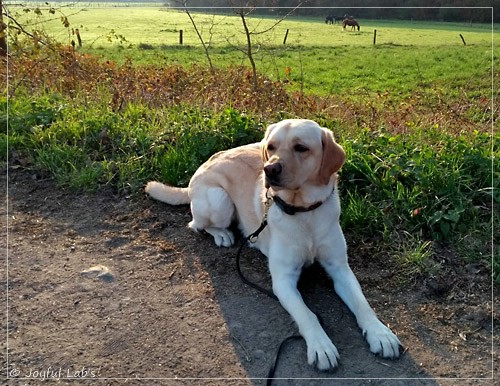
[272,188,334,215]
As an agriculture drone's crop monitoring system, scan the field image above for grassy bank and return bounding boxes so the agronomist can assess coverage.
[2,8,498,283]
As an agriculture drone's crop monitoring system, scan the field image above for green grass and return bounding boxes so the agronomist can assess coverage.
[3,7,498,283]
[4,88,496,281]
[19,7,494,48]
[393,235,435,277]
[4,92,264,192]
[10,6,497,98]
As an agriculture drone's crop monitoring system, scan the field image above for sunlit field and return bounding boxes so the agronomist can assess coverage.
[18,7,494,47]
[10,6,497,98]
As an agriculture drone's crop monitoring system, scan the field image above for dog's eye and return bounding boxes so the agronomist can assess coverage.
[267,144,276,152]
[294,144,309,153]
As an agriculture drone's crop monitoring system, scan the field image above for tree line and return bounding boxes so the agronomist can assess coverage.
[171,0,498,23]
[17,1,496,22]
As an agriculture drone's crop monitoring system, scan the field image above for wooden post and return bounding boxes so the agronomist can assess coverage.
[75,28,82,47]
[283,29,289,45]
[179,30,183,45]
[459,34,466,46]
[373,29,377,45]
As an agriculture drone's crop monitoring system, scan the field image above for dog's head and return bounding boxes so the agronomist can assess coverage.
[261,119,345,190]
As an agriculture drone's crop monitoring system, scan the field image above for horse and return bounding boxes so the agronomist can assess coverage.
[325,15,343,24]
[342,18,360,31]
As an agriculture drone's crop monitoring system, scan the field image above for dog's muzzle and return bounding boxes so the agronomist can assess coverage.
[264,162,282,188]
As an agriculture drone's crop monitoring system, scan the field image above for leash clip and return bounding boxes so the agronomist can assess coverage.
[249,190,273,243]
[249,234,260,244]
[263,189,273,219]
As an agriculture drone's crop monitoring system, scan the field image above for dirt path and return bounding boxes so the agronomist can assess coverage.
[2,168,498,385]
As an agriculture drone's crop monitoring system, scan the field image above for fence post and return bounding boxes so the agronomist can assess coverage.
[75,28,82,47]
[373,29,377,45]
[179,30,183,45]
[283,29,289,45]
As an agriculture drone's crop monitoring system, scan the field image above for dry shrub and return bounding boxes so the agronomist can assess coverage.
[3,45,489,135]
[6,47,292,116]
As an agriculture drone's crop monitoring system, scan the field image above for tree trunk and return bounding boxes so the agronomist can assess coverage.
[0,0,7,56]
[239,10,258,91]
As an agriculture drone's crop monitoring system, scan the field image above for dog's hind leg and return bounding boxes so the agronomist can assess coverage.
[188,187,235,247]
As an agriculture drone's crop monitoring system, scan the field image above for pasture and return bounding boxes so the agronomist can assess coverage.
[12,6,497,97]
[29,7,494,47]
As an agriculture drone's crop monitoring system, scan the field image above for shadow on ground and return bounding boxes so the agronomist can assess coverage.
[3,169,496,385]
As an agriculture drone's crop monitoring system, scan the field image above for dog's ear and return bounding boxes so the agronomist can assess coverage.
[261,141,269,162]
[318,128,345,185]
[261,123,277,162]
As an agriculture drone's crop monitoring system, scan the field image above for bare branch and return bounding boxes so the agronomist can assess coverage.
[234,7,257,89]
[231,1,307,91]
[251,1,307,36]
[176,0,214,73]
[4,11,53,49]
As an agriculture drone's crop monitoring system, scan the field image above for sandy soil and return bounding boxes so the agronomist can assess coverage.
[2,168,498,385]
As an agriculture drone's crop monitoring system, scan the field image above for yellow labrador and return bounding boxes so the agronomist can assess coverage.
[146,119,400,370]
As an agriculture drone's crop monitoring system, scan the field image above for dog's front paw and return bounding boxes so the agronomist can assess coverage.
[305,329,340,371]
[363,321,401,359]
[205,227,234,247]
[215,230,234,247]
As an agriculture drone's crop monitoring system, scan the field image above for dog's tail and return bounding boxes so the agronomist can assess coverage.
[145,181,190,205]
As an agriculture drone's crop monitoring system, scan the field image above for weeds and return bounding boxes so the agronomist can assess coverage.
[394,237,437,279]
[341,127,495,240]
[2,36,497,284]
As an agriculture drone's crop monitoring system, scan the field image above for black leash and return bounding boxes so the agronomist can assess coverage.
[235,191,330,384]
[235,221,277,301]
[234,194,297,384]
[265,335,303,386]
[236,231,304,386]
[235,200,310,385]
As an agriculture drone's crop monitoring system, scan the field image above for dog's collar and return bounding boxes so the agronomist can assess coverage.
[271,188,334,216]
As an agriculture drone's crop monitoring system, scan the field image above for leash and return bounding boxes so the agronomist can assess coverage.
[236,228,303,385]
[235,190,313,385]
[236,236,277,301]
[235,191,277,300]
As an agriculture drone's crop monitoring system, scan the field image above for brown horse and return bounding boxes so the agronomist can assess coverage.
[342,18,360,31]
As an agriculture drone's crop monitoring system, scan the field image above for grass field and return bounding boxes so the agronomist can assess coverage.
[11,6,498,97]
[22,7,495,47]
[3,6,499,283]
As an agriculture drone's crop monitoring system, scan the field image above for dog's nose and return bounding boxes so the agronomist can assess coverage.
[264,163,282,177]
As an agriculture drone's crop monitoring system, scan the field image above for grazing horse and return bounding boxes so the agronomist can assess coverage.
[325,15,343,24]
[342,18,360,31]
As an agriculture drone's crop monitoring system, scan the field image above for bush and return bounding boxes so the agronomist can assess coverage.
[341,127,496,241]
